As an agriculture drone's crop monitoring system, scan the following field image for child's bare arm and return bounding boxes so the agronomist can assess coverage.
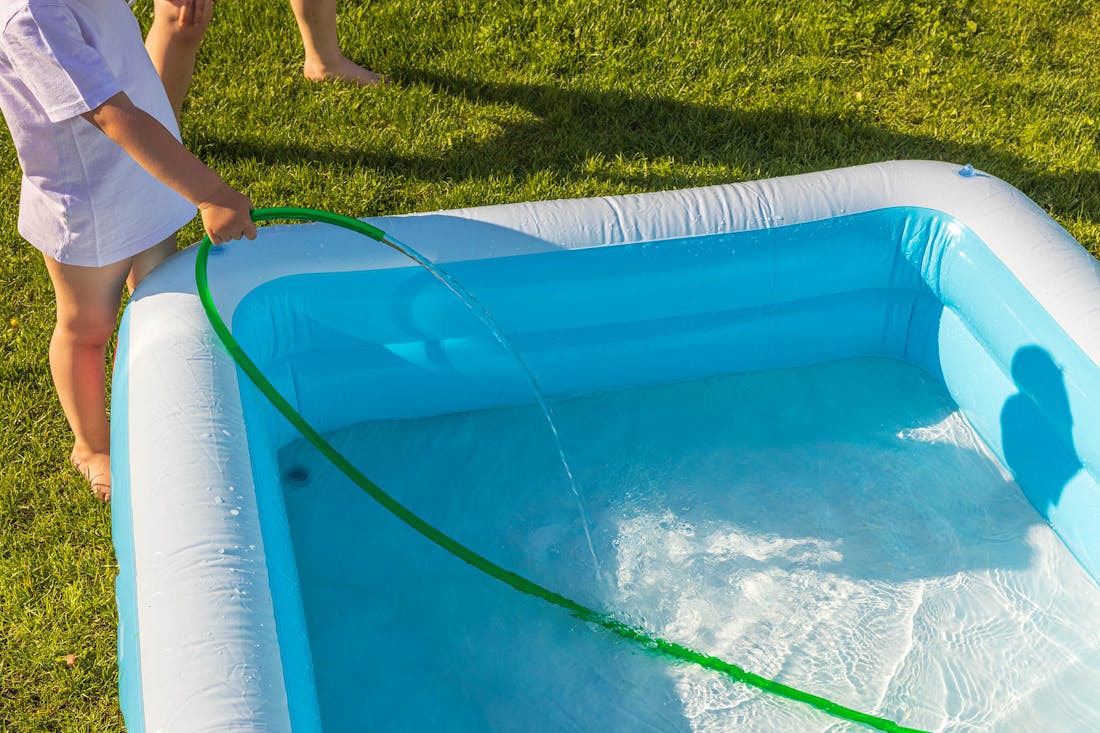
[81,91,256,244]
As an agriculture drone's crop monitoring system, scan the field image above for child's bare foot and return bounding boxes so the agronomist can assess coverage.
[71,449,111,502]
[303,55,387,87]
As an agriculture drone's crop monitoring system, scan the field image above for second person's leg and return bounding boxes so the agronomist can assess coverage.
[289,0,385,86]
[145,0,214,123]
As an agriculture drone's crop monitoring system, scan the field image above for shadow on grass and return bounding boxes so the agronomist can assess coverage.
[198,69,1099,231]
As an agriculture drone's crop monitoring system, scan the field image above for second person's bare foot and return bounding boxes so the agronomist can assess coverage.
[303,55,387,87]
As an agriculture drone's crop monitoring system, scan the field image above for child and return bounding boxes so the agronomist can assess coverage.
[0,0,257,501]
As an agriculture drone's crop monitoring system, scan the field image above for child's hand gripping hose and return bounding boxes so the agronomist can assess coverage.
[195,207,930,733]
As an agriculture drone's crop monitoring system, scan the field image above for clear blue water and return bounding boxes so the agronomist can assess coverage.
[277,357,1100,732]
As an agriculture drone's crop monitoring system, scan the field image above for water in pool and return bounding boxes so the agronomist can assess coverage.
[277,357,1100,732]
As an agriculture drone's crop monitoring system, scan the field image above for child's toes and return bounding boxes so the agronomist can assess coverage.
[70,450,111,502]
[91,481,110,502]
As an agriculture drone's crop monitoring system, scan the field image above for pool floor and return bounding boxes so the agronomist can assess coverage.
[277,357,1100,732]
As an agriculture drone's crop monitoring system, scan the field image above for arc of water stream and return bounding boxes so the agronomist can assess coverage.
[195,207,928,733]
[363,228,603,579]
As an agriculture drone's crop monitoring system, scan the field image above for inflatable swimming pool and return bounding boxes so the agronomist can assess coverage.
[112,160,1100,732]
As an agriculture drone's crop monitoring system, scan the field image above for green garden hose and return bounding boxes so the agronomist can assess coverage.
[195,206,929,733]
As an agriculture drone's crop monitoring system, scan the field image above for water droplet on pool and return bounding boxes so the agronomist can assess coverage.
[230,508,240,516]
[214,496,224,504]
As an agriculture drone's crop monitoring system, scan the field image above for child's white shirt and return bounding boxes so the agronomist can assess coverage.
[0,0,196,266]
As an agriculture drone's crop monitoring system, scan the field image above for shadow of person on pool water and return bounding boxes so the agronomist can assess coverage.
[1000,345,1082,521]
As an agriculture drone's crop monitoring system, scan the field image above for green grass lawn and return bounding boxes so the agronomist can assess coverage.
[2,0,1099,729]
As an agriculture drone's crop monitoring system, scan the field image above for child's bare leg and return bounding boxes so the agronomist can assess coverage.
[145,0,214,123]
[289,0,385,86]
[42,255,134,501]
